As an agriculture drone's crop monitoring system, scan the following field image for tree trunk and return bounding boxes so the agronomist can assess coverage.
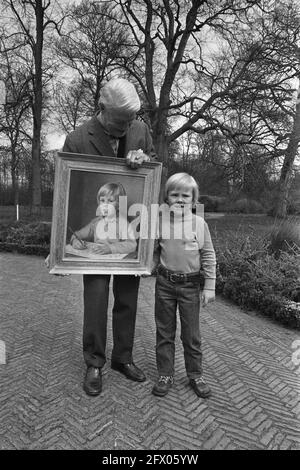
[154,133,168,165]
[31,0,44,216]
[275,83,300,218]
[151,132,167,203]
[156,134,169,203]
[31,132,42,214]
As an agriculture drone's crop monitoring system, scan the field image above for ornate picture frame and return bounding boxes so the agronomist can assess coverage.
[49,152,162,275]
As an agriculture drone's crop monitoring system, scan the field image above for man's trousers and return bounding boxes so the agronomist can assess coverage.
[83,274,140,368]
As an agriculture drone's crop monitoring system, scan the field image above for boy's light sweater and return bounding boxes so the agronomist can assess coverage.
[157,209,216,290]
[74,215,136,254]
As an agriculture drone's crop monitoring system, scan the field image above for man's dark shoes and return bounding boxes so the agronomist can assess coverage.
[83,366,102,396]
[189,377,211,398]
[111,361,146,382]
[152,376,174,397]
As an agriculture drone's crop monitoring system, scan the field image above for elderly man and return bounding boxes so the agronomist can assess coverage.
[63,78,157,396]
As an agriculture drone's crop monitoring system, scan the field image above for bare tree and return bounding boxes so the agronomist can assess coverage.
[207,0,300,216]
[234,0,300,217]
[114,0,270,164]
[55,0,129,117]
[112,0,300,216]
[52,77,89,133]
[0,40,32,204]
[275,81,300,217]
[1,0,65,214]
[267,1,300,217]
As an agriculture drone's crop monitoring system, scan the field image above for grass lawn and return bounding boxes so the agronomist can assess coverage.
[206,213,300,251]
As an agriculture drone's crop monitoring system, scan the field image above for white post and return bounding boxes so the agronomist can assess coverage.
[16,203,19,221]
[0,340,6,364]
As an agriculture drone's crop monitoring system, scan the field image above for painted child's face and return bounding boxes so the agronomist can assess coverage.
[96,194,118,218]
[167,186,193,213]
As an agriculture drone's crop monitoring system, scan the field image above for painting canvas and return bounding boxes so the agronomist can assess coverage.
[49,152,162,275]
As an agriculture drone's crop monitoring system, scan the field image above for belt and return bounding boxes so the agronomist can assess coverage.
[157,265,200,284]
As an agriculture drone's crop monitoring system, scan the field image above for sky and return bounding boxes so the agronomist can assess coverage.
[45,132,66,151]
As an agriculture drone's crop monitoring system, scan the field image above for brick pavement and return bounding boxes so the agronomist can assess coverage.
[0,252,299,450]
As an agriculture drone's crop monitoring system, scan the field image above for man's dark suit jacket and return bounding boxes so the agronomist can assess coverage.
[62,115,157,159]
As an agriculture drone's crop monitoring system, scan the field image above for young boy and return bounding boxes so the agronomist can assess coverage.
[152,173,216,398]
[70,182,136,256]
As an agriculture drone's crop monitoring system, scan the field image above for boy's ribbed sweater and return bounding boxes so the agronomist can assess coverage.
[157,209,216,290]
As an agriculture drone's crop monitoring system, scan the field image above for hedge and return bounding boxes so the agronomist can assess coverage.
[0,242,49,257]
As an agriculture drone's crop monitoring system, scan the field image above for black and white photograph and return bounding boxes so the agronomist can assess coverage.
[0,0,299,458]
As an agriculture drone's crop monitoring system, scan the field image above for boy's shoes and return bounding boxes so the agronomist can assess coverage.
[111,361,146,382]
[83,366,102,396]
[152,376,174,397]
[189,377,211,398]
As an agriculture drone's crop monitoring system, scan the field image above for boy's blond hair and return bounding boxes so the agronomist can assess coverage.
[97,182,126,207]
[164,173,199,204]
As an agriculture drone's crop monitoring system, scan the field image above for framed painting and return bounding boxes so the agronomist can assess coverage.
[49,152,162,275]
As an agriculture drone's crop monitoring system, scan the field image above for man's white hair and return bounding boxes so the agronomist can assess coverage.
[100,78,141,113]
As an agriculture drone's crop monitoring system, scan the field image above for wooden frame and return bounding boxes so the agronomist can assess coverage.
[49,152,162,275]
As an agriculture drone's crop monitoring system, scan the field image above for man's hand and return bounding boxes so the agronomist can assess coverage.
[141,262,158,278]
[45,254,50,269]
[201,289,215,307]
[44,253,70,276]
[126,149,150,169]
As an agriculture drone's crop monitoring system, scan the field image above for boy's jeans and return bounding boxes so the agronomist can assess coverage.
[155,273,202,379]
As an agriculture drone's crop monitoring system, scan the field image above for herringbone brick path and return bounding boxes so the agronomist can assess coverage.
[0,252,299,450]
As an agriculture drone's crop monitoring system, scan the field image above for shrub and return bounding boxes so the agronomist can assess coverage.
[219,251,299,303]
[0,242,49,256]
[267,193,300,217]
[5,221,51,245]
[259,295,300,329]
[0,221,51,255]
[222,198,266,214]
[287,200,300,215]
[215,233,300,329]
[199,195,226,212]
[268,217,300,257]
